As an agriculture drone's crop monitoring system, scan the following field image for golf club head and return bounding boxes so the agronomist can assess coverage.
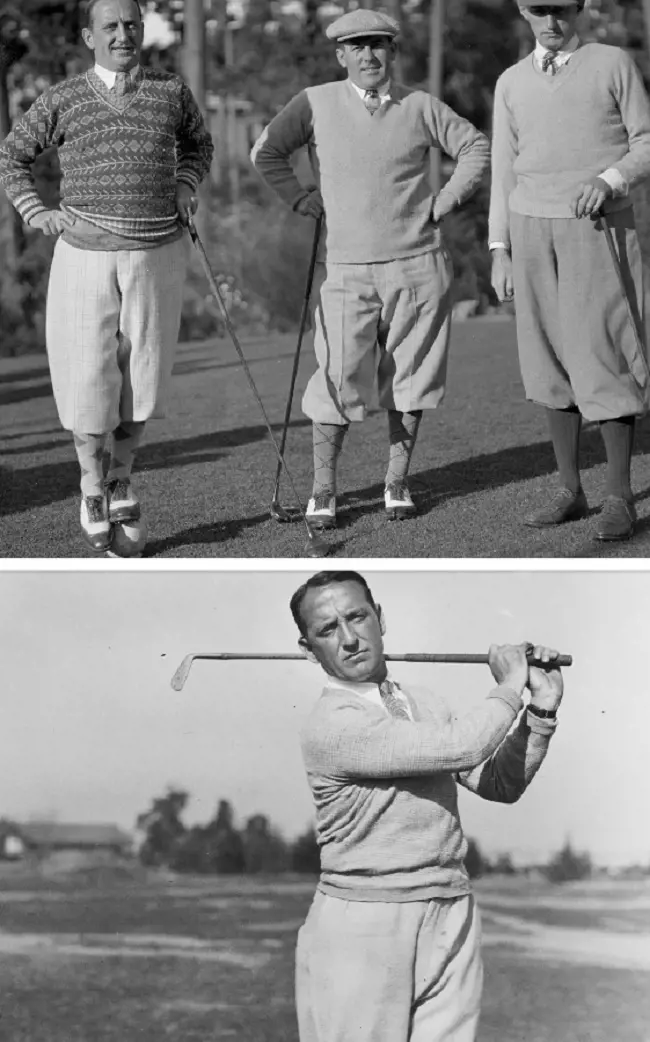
[305,531,330,558]
[270,501,301,524]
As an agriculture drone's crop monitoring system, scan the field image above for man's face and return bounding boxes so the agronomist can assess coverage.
[82,0,144,72]
[520,3,580,51]
[298,581,388,684]
[336,35,395,90]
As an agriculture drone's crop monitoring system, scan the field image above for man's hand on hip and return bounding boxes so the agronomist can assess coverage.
[570,177,612,218]
[295,189,324,220]
[527,645,564,711]
[432,197,455,224]
[488,642,530,695]
[176,183,199,226]
[491,248,514,303]
[30,210,76,236]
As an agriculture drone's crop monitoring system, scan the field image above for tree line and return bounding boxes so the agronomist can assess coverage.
[136,786,594,883]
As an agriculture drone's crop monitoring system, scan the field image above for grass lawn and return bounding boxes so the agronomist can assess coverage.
[1,872,649,1041]
[1,318,650,558]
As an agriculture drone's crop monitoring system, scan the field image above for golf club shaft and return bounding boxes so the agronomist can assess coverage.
[171,650,573,690]
[188,221,319,548]
[601,215,648,359]
[272,215,322,501]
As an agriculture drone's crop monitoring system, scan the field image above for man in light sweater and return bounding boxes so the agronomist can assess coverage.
[290,570,563,1042]
[490,0,650,541]
[0,0,213,555]
[252,10,490,528]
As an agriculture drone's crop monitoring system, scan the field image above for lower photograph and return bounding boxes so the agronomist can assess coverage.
[1,567,648,1042]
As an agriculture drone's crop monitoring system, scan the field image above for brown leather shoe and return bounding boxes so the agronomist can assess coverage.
[524,487,589,528]
[593,496,637,542]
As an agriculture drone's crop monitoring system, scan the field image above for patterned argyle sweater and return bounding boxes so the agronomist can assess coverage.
[301,682,556,901]
[0,67,213,241]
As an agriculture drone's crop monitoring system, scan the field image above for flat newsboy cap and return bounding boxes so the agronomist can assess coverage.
[325,10,400,43]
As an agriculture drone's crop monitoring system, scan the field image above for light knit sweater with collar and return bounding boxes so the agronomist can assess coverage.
[252,77,490,264]
[489,40,650,247]
[300,676,556,901]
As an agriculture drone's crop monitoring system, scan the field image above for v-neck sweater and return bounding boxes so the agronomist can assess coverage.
[252,79,490,263]
[0,66,213,242]
[489,42,650,244]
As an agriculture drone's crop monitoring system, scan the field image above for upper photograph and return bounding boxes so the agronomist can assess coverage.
[1,0,649,559]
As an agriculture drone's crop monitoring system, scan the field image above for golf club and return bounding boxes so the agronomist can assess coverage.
[601,213,650,381]
[271,214,323,524]
[171,648,573,691]
[187,218,329,559]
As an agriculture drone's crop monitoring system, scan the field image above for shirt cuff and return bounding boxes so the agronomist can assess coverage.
[598,167,628,198]
[526,709,558,736]
[489,241,509,251]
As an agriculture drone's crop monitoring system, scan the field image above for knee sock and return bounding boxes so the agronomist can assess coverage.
[385,410,422,487]
[599,416,635,500]
[73,432,106,499]
[106,421,146,484]
[312,422,348,497]
[546,406,582,494]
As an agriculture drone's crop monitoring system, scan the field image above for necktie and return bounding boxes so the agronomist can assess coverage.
[541,52,557,75]
[379,680,410,720]
[113,71,130,96]
[363,88,381,114]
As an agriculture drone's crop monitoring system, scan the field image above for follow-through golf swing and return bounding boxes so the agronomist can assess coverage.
[173,570,567,1042]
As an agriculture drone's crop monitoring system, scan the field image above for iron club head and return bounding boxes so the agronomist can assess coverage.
[270,501,300,524]
[304,530,330,558]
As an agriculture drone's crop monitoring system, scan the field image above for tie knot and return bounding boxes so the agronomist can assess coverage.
[379,680,410,720]
[363,88,382,113]
[541,52,557,74]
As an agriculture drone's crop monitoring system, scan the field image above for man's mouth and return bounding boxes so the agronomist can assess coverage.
[345,651,367,662]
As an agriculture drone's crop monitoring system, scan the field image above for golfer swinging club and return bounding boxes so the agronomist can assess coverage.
[290,570,563,1042]
[490,0,650,542]
[252,10,490,529]
[0,0,213,555]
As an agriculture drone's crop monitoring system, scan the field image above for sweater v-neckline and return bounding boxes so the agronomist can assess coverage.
[86,67,144,114]
[529,45,583,92]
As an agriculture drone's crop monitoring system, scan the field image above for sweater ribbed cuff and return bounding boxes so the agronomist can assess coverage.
[526,710,558,737]
[16,193,48,225]
[487,685,523,714]
[176,173,200,192]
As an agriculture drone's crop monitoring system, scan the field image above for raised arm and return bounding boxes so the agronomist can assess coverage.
[456,710,556,802]
[424,96,490,220]
[250,90,316,213]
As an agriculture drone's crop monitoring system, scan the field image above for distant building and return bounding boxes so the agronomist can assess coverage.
[0,820,133,861]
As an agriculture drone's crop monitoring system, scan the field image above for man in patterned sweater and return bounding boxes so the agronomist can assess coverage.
[290,570,563,1042]
[490,1,650,542]
[0,0,213,554]
[252,10,490,529]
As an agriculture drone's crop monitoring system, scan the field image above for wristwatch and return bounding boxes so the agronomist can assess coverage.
[528,704,557,719]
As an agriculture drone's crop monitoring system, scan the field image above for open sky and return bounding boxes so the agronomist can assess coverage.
[1,568,648,868]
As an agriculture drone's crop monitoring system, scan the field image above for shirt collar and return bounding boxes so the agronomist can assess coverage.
[349,78,391,100]
[323,671,396,697]
[534,34,579,62]
[94,63,141,88]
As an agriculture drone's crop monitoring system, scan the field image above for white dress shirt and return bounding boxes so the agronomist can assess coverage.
[349,79,391,106]
[324,672,414,719]
[489,35,627,251]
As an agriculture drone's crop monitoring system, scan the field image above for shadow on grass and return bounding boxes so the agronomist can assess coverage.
[144,516,349,557]
[0,382,55,408]
[0,366,51,386]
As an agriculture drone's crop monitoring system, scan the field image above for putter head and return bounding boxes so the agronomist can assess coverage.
[305,531,329,558]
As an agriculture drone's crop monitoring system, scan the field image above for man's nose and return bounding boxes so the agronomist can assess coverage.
[339,621,358,646]
[115,21,129,39]
[546,14,559,26]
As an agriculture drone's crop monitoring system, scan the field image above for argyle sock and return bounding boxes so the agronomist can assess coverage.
[106,421,146,483]
[312,422,348,497]
[73,432,106,498]
[599,416,635,500]
[385,410,422,487]
[546,406,582,495]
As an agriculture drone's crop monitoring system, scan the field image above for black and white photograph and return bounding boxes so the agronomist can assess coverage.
[2,0,650,557]
[0,568,649,1041]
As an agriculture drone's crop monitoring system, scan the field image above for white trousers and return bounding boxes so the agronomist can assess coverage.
[295,891,483,1042]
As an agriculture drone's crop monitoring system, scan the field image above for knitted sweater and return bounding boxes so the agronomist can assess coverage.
[489,42,650,246]
[300,682,556,901]
[251,79,490,263]
[0,67,213,242]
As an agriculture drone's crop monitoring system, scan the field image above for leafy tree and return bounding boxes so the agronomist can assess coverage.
[493,852,516,876]
[291,825,321,874]
[545,839,592,883]
[136,787,189,867]
[242,813,290,873]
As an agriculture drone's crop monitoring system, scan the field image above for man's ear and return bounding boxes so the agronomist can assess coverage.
[298,636,319,665]
[81,27,95,51]
[335,46,347,69]
[377,604,386,637]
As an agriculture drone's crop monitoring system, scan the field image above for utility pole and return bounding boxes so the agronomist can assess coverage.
[387,0,403,83]
[182,0,209,241]
[428,0,444,194]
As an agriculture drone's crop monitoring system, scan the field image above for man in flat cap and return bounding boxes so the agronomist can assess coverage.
[252,10,489,528]
[490,0,650,541]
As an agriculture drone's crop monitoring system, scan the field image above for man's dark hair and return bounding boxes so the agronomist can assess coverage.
[84,0,143,29]
[290,571,378,638]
